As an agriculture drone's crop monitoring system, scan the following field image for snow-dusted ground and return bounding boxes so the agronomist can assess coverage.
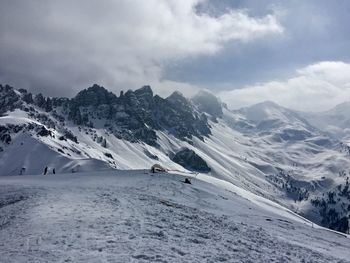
[1,171,349,263]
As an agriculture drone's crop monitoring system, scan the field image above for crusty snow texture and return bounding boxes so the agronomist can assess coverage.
[0,171,349,263]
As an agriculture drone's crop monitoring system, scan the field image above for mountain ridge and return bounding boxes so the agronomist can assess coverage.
[1,83,350,234]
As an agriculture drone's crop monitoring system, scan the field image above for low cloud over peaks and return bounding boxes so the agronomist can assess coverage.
[0,0,282,97]
[220,61,350,112]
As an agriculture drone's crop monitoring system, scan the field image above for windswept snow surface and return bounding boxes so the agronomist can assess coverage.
[0,171,349,263]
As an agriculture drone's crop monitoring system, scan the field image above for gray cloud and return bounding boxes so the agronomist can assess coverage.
[0,0,282,97]
[163,0,350,94]
[220,61,350,112]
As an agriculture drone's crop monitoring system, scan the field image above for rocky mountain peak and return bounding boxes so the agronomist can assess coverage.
[133,85,154,109]
[192,90,223,119]
[134,85,153,98]
[0,84,21,115]
[73,84,117,107]
[0,83,213,146]
[167,91,185,102]
[166,91,193,111]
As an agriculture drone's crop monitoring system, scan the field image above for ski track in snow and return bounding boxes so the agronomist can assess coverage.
[0,171,350,263]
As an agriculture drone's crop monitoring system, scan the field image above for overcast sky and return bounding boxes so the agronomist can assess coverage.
[1,0,350,112]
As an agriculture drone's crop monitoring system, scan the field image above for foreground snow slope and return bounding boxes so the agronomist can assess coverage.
[0,171,349,262]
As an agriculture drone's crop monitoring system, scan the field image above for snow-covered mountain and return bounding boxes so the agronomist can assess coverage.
[1,83,350,236]
[302,102,350,142]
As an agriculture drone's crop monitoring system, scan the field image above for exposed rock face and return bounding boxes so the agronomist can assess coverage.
[74,84,117,107]
[0,85,21,115]
[22,92,33,104]
[171,148,211,173]
[0,84,220,147]
[0,133,11,144]
[37,126,52,137]
[164,91,211,140]
[65,85,212,146]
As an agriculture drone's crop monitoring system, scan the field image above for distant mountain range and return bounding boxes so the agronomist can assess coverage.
[301,101,350,141]
[1,83,350,233]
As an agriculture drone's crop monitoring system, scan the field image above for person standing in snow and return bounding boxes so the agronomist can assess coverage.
[43,166,48,175]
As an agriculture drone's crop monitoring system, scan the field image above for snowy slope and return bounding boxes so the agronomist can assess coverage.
[0,133,111,175]
[0,109,185,175]
[237,100,307,125]
[1,85,350,235]
[0,170,349,262]
[1,104,349,232]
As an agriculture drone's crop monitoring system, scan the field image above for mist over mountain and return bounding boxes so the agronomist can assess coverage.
[301,102,350,142]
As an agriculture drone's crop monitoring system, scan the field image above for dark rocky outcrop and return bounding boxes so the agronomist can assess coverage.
[0,126,13,144]
[60,130,78,143]
[0,84,212,147]
[171,148,211,173]
[0,133,11,144]
[104,152,113,159]
[22,92,34,104]
[37,126,52,137]
[0,84,21,115]
[66,85,211,146]
[73,84,117,107]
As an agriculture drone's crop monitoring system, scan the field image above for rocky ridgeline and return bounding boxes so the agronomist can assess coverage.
[66,84,215,146]
[0,84,223,148]
[0,85,22,115]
